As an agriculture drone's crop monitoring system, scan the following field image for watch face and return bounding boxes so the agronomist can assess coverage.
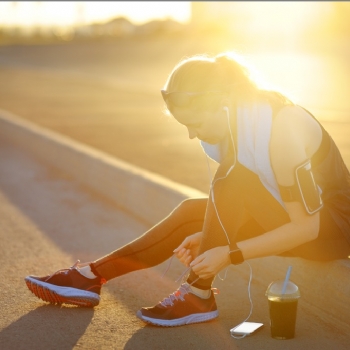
[230,249,244,265]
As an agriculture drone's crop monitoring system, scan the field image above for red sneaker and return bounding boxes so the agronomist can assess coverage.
[137,283,219,327]
[24,262,106,307]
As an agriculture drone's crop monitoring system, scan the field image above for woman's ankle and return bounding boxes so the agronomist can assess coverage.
[78,265,97,279]
[187,284,211,299]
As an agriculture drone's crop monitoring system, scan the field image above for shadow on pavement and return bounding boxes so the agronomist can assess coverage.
[123,319,240,350]
[0,305,94,350]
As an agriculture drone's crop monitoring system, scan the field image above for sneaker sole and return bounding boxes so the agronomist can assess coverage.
[25,276,100,307]
[136,310,219,327]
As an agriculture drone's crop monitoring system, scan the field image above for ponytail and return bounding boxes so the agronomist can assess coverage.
[164,52,293,107]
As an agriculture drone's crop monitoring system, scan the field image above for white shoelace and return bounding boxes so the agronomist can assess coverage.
[161,254,200,286]
[43,260,80,282]
[160,283,191,307]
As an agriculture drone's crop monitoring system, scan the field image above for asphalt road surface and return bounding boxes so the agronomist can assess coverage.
[0,135,349,350]
[1,35,349,349]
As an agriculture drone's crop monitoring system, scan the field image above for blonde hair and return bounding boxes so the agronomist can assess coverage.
[163,52,293,109]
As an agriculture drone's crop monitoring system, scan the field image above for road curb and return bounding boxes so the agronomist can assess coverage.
[0,109,205,225]
[0,109,349,328]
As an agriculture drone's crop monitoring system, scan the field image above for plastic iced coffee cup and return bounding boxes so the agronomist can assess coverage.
[265,280,301,339]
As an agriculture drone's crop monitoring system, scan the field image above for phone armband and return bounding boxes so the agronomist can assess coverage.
[279,160,323,215]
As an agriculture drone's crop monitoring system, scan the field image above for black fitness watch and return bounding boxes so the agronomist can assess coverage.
[228,245,245,265]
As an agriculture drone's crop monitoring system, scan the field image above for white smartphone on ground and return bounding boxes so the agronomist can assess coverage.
[230,322,264,336]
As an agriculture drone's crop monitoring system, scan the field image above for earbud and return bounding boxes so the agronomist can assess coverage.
[223,106,230,120]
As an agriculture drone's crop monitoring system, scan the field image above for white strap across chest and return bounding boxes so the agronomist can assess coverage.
[201,103,285,208]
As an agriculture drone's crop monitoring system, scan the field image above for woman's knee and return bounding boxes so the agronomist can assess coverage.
[173,198,207,218]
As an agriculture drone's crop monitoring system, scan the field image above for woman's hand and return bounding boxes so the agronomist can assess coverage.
[173,232,203,267]
[189,246,231,280]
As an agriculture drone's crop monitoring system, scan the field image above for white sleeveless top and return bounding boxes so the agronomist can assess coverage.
[200,103,285,208]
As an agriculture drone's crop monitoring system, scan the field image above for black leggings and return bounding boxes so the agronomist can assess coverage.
[92,159,349,289]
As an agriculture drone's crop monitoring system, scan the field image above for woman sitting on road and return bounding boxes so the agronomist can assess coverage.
[25,52,350,327]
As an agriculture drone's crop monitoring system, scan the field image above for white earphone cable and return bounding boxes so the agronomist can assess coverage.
[205,106,254,336]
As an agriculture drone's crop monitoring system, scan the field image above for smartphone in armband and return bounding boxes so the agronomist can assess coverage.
[230,322,264,336]
[295,161,323,214]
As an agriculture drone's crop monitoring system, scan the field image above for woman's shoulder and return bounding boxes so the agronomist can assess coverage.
[270,104,323,175]
[273,104,309,123]
[272,104,321,138]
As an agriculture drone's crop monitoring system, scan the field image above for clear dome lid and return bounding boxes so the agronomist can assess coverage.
[265,280,301,299]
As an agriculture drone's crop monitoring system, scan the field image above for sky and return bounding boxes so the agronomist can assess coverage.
[0,1,192,28]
